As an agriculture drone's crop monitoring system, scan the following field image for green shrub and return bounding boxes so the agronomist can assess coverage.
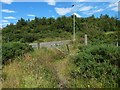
[73,44,120,87]
[2,42,33,64]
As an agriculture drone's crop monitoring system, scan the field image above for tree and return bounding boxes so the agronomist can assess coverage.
[16,18,27,28]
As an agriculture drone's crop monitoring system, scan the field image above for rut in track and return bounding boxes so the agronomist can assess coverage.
[53,58,70,88]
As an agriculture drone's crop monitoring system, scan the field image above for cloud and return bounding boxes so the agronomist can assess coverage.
[1,20,10,27]
[79,6,93,11]
[76,0,86,2]
[108,1,119,12]
[0,24,2,29]
[55,4,96,16]
[55,7,72,15]
[109,2,118,7]
[1,0,13,4]
[1,23,10,28]
[4,16,16,19]
[74,13,81,18]
[95,9,104,12]
[89,9,104,14]
[27,14,35,17]
[2,20,9,23]
[84,9,104,16]
[2,9,15,13]
[44,0,56,6]
[111,7,118,12]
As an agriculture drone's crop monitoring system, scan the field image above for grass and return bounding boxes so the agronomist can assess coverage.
[105,31,115,35]
[33,31,72,43]
[2,42,107,88]
[2,48,60,88]
[2,43,76,88]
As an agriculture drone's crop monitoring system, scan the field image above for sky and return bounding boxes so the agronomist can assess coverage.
[0,0,120,28]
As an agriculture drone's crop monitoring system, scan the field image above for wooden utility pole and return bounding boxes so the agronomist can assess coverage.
[73,13,76,41]
[72,4,76,42]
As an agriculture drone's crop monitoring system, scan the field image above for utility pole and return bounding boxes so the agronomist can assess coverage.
[73,13,75,41]
[116,15,119,47]
[72,4,76,41]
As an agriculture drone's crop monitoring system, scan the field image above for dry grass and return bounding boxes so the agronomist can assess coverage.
[2,48,64,88]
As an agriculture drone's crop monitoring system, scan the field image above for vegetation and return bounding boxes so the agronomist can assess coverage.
[2,42,33,64]
[73,44,120,87]
[2,14,119,43]
[2,14,120,88]
[2,47,68,88]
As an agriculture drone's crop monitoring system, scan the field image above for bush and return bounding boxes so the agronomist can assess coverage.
[2,42,33,64]
[21,33,39,43]
[73,44,120,87]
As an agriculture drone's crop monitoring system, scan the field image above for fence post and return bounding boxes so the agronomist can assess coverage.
[66,44,70,54]
[85,34,88,45]
[117,42,118,47]
[37,42,40,49]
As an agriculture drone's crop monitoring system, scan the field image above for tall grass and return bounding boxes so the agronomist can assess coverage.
[2,42,113,88]
[2,47,67,88]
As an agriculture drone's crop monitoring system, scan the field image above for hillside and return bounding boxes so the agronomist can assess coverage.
[2,14,120,88]
[2,14,120,43]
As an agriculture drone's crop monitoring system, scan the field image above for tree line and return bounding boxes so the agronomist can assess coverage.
[2,14,120,43]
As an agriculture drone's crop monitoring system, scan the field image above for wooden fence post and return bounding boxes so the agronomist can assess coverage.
[66,44,70,54]
[37,42,40,49]
[117,42,118,47]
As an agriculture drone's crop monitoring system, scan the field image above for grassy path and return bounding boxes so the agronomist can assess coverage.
[54,58,68,88]
[52,55,77,88]
[2,45,77,88]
